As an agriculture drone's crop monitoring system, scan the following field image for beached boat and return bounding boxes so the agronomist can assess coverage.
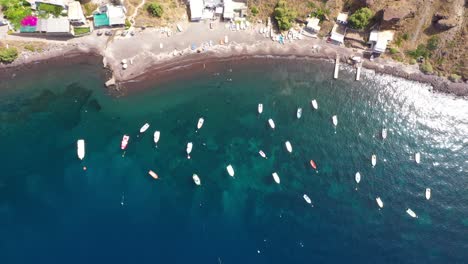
[285,141,292,153]
[258,103,263,114]
[303,194,312,204]
[224,35,229,44]
[310,160,317,170]
[197,117,204,131]
[192,174,201,186]
[406,208,417,218]
[425,188,431,200]
[77,139,85,160]
[259,150,267,158]
[186,142,193,159]
[121,135,130,150]
[382,128,387,139]
[332,115,338,126]
[268,119,275,129]
[311,99,318,110]
[140,123,150,133]
[272,172,280,184]
[371,154,377,167]
[355,172,361,183]
[296,108,302,119]
[227,164,235,177]
[153,131,160,146]
[376,197,384,208]
[415,152,421,164]
[148,170,159,180]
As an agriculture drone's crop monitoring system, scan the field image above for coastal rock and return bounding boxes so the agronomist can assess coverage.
[382,6,414,26]
[434,18,458,30]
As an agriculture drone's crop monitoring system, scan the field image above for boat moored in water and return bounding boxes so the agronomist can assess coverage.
[355,172,361,183]
[77,139,85,160]
[311,99,318,110]
[258,104,263,114]
[259,150,267,158]
[310,160,317,170]
[303,194,312,204]
[376,197,384,208]
[272,172,280,184]
[227,164,235,177]
[153,131,160,146]
[121,135,130,150]
[415,152,421,164]
[425,188,431,200]
[371,154,377,167]
[140,123,150,133]
[197,117,204,131]
[406,208,417,218]
[332,115,338,126]
[148,170,159,180]
[297,108,302,119]
[382,128,387,139]
[186,142,193,159]
[192,174,201,186]
[268,119,275,129]
[285,141,292,153]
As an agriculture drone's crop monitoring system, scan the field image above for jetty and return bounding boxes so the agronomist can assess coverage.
[334,54,340,79]
[356,62,362,81]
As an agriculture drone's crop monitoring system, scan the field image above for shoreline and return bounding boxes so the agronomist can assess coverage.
[1,40,467,97]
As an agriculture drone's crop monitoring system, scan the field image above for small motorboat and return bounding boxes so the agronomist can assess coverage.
[197,117,204,131]
[355,172,361,183]
[192,174,201,186]
[406,208,417,218]
[332,115,338,126]
[153,131,160,146]
[303,194,312,204]
[371,154,377,167]
[140,123,150,133]
[121,135,130,150]
[376,197,384,208]
[224,35,229,44]
[311,99,318,110]
[259,150,267,158]
[227,164,235,177]
[425,188,431,200]
[268,119,275,129]
[310,160,317,170]
[272,172,280,184]
[77,139,85,160]
[296,108,302,119]
[186,142,193,159]
[148,170,159,180]
[415,152,421,164]
[258,103,263,114]
[382,128,387,139]
[285,141,292,153]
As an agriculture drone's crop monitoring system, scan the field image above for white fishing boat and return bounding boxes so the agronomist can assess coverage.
[140,123,150,133]
[192,174,201,186]
[406,208,417,218]
[272,172,280,184]
[148,170,159,180]
[332,115,338,126]
[311,99,318,110]
[259,150,266,158]
[425,188,431,200]
[382,128,387,139]
[186,142,193,159]
[258,103,263,114]
[121,135,130,150]
[197,117,204,131]
[296,108,302,119]
[285,141,292,153]
[227,164,235,177]
[268,119,275,129]
[303,194,312,204]
[371,154,377,167]
[77,139,85,160]
[376,197,384,208]
[355,172,361,183]
[415,152,421,164]
[153,131,160,146]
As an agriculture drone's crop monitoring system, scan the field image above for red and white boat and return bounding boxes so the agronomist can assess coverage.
[310,160,317,170]
[121,135,130,150]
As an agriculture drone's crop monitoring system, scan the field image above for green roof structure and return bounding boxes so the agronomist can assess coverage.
[93,13,109,27]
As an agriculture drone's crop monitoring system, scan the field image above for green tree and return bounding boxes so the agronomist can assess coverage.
[420,62,433,74]
[147,3,163,17]
[0,0,32,29]
[0,47,19,63]
[407,44,430,59]
[38,3,63,17]
[427,36,439,51]
[250,6,259,16]
[348,7,373,29]
[274,0,297,31]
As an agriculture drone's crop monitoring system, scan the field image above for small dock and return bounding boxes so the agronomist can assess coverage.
[334,54,340,79]
[356,62,362,81]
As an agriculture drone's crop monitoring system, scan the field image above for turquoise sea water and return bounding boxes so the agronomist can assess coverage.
[0,59,467,263]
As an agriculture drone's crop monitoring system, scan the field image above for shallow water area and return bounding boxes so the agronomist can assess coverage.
[0,58,467,263]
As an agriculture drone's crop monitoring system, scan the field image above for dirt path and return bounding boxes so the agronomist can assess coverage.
[411,0,431,44]
[129,0,146,25]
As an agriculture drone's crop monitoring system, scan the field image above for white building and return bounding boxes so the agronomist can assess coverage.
[330,23,345,45]
[36,18,71,35]
[337,12,348,24]
[67,1,86,24]
[223,0,247,20]
[306,17,321,33]
[26,0,66,9]
[369,30,394,53]
[189,0,204,21]
[106,5,126,26]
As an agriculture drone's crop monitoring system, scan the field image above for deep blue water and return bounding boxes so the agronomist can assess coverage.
[0,59,467,263]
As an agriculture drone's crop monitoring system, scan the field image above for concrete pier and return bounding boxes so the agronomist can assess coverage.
[334,54,339,79]
[356,62,362,81]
